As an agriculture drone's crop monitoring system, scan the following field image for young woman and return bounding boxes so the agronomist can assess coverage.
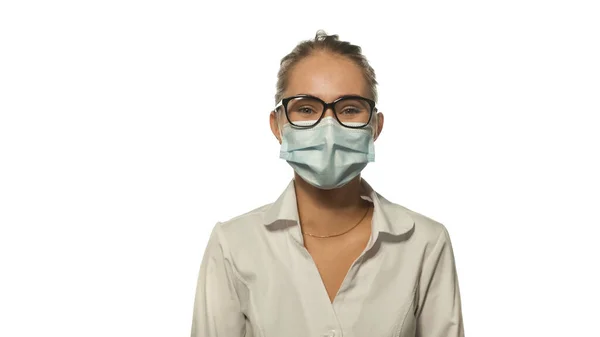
[191,30,464,337]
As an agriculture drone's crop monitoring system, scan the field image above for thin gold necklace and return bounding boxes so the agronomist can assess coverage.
[302,206,371,238]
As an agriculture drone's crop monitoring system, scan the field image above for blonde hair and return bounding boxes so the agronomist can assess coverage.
[274,30,378,104]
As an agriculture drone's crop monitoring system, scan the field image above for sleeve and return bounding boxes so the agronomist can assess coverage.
[191,223,246,337]
[415,226,465,337]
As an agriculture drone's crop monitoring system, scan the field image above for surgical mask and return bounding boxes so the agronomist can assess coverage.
[279,117,375,190]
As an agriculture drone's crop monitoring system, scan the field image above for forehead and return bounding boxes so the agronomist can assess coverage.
[285,51,369,101]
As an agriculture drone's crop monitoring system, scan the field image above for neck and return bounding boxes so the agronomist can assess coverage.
[294,173,369,236]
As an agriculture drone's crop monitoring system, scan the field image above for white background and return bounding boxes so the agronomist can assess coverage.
[1,0,599,336]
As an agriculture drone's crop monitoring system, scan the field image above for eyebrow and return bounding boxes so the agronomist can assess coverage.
[296,93,365,101]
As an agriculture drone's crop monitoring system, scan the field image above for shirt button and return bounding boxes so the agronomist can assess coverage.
[323,330,336,337]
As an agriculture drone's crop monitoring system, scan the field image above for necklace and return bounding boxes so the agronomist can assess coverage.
[302,206,371,238]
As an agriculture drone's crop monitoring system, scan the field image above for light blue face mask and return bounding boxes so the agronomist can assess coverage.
[279,117,375,190]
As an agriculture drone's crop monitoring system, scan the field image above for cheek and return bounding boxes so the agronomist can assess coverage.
[273,114,286,143]
[277,114,291,130]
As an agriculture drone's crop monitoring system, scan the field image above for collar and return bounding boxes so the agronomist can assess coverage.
[263,179,415,240]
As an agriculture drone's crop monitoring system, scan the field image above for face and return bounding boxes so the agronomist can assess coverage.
[270,51,384,143]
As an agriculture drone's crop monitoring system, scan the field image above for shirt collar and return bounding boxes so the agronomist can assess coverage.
[263,179,415,237]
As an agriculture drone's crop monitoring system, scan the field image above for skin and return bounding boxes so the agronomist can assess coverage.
[269,50,385,303]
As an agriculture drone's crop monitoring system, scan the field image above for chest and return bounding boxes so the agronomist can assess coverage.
[232,228,422,337]
[304,231,371,303]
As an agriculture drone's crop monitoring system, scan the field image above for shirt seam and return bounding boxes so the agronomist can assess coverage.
[226,207,271,225]
[391,275,419,336]
[216,223,265,337]
[415,226,447,318]
[424,227,446,264]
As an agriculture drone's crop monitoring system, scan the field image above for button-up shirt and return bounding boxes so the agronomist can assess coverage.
[191,179,464,337]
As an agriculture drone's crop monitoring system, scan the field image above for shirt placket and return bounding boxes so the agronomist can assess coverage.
[330,229,382,337]
[289,223,346,337]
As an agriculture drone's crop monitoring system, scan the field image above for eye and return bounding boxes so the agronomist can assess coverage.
[297,106,317,114]
[340,107,361,114]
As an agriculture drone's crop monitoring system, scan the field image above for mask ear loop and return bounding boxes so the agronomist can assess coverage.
[276,107,285,139]
[370,110,379,139]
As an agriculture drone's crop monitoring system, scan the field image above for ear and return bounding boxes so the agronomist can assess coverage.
[270,110,282,144]
[374,112,384,141]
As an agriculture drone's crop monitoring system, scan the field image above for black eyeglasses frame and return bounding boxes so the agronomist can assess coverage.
[274,94,377,129]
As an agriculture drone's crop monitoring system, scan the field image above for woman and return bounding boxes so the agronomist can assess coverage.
[191,30,464,337]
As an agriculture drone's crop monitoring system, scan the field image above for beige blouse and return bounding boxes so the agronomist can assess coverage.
[191,179,464,337]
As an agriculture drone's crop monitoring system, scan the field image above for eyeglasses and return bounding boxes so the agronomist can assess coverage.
[274,94,377,129]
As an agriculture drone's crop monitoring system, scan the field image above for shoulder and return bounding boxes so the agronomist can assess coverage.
[406,206,448,239]
[377,196,458,269]
[209,203,273,248]
[377,193,450,244]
